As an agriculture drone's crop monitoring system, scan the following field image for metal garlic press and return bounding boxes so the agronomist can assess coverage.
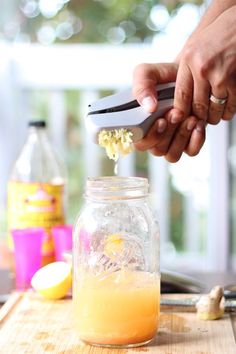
[86,82,175,143]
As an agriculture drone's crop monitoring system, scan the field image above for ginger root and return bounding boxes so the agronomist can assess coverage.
[196,286,225,320]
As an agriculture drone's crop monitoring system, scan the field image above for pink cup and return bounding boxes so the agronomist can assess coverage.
[11,228,44,290]
[52,225,73,261]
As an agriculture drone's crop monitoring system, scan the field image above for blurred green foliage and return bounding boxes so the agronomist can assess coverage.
[1,0,204,44]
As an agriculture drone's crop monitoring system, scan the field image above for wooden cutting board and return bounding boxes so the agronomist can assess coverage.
[0,292,235,354]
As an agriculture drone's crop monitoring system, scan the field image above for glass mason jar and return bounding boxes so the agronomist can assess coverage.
[73,177,160,348]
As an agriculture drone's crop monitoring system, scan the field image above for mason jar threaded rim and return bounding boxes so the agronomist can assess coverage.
[85,176,149,200]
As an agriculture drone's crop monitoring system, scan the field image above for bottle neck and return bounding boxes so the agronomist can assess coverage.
[85,177,149,201]
[28,126,48,140]
[27,126,53,152]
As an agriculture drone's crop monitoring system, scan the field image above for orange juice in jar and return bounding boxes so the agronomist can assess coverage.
[73,177,160,348]
[74,270,160,346]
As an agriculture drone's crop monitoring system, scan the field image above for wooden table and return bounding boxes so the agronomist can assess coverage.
[0,292,235,354]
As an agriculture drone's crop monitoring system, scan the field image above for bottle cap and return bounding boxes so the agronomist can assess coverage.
[28,120,46,128]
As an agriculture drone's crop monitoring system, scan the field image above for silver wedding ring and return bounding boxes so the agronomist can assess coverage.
[210,94,227,105]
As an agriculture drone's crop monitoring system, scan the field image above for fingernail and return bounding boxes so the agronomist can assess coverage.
[170,112,183,124]
[141,96,157,112]
[157,119,167,133]
[196,121,206,132]
[187,120,196,131]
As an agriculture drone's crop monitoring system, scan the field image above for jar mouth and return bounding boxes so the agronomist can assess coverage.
[85,176,149,200]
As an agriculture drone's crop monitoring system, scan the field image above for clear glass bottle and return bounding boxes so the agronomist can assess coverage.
[73,176,160,348]
[7,120,67,266]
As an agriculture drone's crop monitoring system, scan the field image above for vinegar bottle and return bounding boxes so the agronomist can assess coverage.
[7,120,67,266]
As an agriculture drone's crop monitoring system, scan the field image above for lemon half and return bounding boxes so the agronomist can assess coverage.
[31,261,72,300]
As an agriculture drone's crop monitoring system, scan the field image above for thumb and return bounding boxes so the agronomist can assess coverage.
[132,62,178,112]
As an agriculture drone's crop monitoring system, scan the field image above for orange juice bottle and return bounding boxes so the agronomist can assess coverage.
[73,177,160,348]
[7,120,67,266]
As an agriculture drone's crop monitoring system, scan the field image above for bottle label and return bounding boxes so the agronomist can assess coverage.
[7,181,65,257]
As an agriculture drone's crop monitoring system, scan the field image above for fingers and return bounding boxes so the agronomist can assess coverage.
[208,75,236,122]
[172,62,193,121]
[192,75,210,121]
[164,116,198,163]
[134,113,206,162]
[208,89,228,125]
[147,111,196,160]
[165,118,206,163]
[132,62,178,112]
[132,63,158,112]
[131,58,222,162]
[222,84,236,121]
[175,60,217,125]
[148,119,178,157]
[134,109,185,156]
[134,118,171,151]
[185,120,206,157]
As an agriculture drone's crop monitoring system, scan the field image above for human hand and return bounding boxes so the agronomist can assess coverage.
[132,63,206,162]
[173,5,236,125]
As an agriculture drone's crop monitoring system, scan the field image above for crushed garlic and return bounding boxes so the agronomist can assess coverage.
[98,129,133,161]
[196,286,225,320]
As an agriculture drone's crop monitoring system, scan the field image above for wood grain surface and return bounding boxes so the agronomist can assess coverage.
[0,292,235,354]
